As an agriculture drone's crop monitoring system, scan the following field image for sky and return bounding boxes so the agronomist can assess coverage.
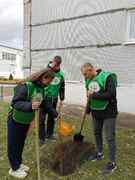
[0,0,23,49]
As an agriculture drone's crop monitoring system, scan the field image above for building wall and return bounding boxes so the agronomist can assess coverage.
[31,0,135,24]
[0,45,24,79]
[24,0,135,84]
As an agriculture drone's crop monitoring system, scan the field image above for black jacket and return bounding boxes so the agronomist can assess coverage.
[11,82,58,118]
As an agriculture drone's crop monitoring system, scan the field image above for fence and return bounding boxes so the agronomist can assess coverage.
[0,84,16,102]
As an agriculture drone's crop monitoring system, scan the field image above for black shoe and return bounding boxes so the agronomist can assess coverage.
[47,135,57,141]
[88,152,104,161]
[102,162,117,174]
[39,139,45,146]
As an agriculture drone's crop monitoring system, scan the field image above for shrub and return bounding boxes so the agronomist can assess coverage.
[9,74,14,80]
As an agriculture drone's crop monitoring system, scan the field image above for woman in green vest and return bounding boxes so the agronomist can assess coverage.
[7,68,55,179]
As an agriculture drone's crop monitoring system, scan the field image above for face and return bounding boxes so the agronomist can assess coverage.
[81,67,95,79]
[51,59,61,71]
[53,64,60,71]
[41,76,53,85]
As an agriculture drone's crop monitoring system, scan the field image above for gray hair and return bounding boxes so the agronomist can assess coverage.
[81,63,93,69]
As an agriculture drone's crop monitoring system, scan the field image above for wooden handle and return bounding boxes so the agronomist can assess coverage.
[79,110,87,133]
[35,109,41,180]
[79,97,90,133]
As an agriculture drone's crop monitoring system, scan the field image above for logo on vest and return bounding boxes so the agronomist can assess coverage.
[88,81,100,92]
[51,77,61,85]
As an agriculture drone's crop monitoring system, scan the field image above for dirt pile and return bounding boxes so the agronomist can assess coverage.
[41,140,95,176]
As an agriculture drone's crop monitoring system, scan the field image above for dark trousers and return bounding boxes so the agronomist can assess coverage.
[92,117,116,162]
[39,109,46,141]
[7,115,30,170]
[47,98,58,137]
[39,98,58,141]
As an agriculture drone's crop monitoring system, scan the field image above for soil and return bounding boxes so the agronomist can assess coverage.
[40,104,135,176]
[41,140,95,176]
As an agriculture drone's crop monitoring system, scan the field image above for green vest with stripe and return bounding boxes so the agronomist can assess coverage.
[85,71,117,110]
[44,70,64,98]
[12,81,44,124]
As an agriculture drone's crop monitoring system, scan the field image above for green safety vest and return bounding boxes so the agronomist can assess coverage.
[12,81,44,124]
[44,70,64,98]
[85,71,117,110]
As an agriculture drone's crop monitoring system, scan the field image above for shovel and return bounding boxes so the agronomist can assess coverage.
[73,98,90,142]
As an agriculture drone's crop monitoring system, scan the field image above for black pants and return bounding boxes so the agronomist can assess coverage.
[92,116,116,162]
[39,97,58,141]
[7,115,30,170]
[47,98,58,137]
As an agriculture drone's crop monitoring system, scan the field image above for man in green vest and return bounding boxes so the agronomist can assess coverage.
[39,56,65,142]
[81,63,118,174]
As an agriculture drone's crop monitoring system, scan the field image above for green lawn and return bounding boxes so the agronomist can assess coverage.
[0,102,135,180]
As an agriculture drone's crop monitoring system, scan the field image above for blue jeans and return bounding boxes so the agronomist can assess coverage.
[7,115,30,170]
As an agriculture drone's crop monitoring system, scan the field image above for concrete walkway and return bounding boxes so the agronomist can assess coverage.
[1,83,135,114]
[65,83,135,114]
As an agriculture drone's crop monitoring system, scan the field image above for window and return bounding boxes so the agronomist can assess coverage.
[127,11,135,42]
[2,52,16,62]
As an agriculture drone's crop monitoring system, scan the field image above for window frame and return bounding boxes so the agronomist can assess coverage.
[2,51,16,63]
[126,10,135,43]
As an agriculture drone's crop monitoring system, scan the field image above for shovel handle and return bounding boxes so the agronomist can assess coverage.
[58,100,64,119]
[57,102,63,129]
[35,109,41,180]
[79,97,90,133]
[79,110,87,133]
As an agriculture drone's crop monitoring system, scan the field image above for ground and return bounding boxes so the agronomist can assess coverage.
[0,102,135,180]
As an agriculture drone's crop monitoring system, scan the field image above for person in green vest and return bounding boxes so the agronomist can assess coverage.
[81,63,118,174]
[7,68,57,179]
[39,56,65,143]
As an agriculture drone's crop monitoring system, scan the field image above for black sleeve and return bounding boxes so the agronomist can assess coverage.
[59,79,65,101]
[11,84,33,112]
[92,76,116,100]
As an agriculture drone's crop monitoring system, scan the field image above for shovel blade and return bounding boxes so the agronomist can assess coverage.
[73,133,84,142]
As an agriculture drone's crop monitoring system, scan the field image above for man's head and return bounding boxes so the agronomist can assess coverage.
[81,63,97,79]
[50,56,62,71]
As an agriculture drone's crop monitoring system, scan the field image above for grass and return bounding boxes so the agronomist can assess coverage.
[0,102,135,180]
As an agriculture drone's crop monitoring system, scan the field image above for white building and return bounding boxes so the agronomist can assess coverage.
[23,0,135,113]
[0,44,24,79]
[24,0,135,85]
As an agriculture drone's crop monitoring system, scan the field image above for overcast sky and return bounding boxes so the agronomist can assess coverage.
[0,0,23,49]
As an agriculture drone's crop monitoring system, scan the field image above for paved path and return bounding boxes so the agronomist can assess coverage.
[65,83,135,114]
[1,83,135,114]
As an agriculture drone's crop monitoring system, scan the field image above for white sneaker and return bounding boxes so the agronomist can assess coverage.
[9,168,27,179]
[20,164,30,172]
